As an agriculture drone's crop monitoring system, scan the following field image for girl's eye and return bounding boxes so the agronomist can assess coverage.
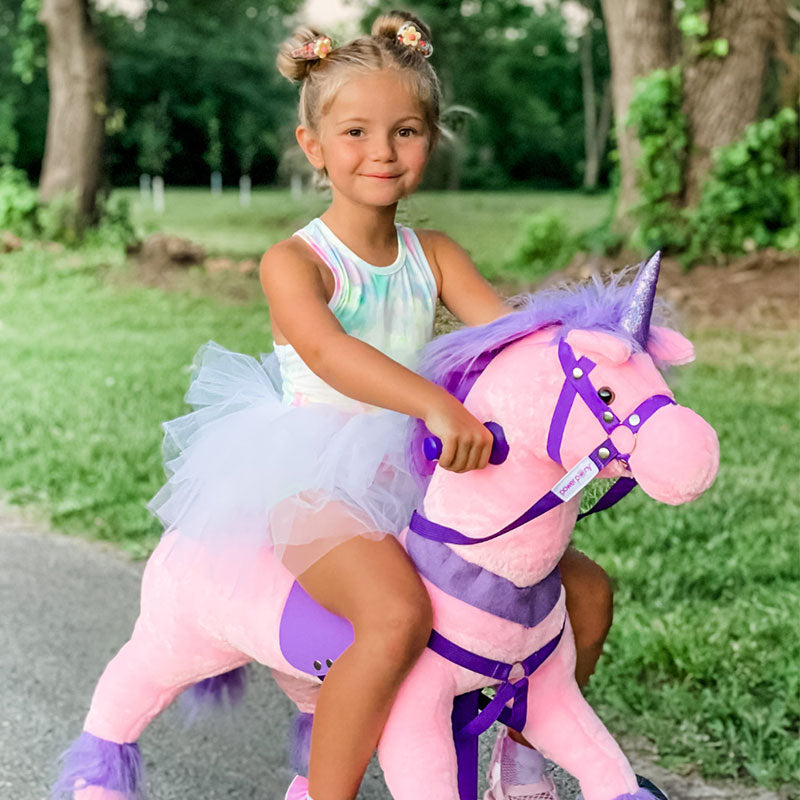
[597,387,615,405]
[398,128,417,137]
[346,129,363,137]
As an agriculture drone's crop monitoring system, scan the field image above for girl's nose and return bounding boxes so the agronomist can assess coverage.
[370,135,396,161]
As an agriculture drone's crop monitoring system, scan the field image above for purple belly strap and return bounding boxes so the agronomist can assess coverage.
[406,532,561,627]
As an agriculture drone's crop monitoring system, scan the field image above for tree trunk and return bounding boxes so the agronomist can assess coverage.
[682,0,786,205]
[601,0,674,227]
[38,0,107,225]
[581,22,613,191]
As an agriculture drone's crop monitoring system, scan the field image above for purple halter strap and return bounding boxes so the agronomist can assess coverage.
[409,338,676,546]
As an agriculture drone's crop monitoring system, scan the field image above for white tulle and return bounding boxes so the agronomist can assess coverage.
[146,341,424,576]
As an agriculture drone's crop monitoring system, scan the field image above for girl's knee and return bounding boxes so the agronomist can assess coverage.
[356,590,432,669]
[562,554,614,644]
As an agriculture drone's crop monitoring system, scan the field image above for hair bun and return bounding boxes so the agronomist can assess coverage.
[371,10,432,46]
[277,27,328,83]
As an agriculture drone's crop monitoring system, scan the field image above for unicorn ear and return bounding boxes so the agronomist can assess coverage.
[565,329,632,365]
[647,326,695,365]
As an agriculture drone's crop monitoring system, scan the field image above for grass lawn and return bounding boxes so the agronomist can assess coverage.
[121,186,611,280]
[1,190,797,790]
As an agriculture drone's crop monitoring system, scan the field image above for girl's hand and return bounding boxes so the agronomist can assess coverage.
[423,391,495,473]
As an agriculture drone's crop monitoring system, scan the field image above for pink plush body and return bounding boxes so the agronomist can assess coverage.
[74,324,719,800]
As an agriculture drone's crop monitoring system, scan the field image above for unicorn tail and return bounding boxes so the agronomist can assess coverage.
[288,711,314,775]
[179,665,248,725]
[51,731,145,800]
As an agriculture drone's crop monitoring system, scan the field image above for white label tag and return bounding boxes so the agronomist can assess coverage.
[552,456,599,502]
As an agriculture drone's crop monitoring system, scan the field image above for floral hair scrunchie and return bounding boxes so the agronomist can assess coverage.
[397,21,433,58]
[291,34,333,61]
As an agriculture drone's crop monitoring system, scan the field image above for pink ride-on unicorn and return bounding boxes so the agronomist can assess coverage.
[53,254,719,800]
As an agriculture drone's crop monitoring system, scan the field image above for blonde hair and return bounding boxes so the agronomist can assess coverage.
[277,11,441,143]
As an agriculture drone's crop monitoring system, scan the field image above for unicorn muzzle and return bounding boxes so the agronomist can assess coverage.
[627,404,719,504]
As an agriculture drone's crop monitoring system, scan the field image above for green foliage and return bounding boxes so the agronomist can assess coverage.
[626,66,689,253]
[135,93,172,176]
[507,208,577,279]
[205,116,223,173]
[0,164,38,234]
[684,108,800,266]
[35,191,83,245]
[0,99,19,165]
[11,0,44,85]
[0,164,138,247]
[626,63,797,266]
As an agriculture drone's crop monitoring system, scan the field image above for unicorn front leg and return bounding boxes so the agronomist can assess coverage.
[378,649,462,800]
[519,618,649,800]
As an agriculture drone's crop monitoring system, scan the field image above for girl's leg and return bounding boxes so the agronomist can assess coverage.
[295,533,433,800]
[507,546,613,746]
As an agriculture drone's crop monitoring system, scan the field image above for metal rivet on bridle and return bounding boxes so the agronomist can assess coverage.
[628,414,641,426]
[572,367,583,379]
[598,447,610,460]
[325,658,333,668]
[313,659,322,671]
[603,411,614,423]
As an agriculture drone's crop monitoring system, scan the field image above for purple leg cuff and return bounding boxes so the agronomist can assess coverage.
[611,790,657,800]
[51,731,145,800]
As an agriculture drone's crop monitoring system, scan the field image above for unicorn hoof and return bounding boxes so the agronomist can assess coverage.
[74,785,129,800]
[284,775,309,800]
[578,776,669,800]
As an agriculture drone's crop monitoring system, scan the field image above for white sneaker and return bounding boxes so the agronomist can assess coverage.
[484,727,560,800]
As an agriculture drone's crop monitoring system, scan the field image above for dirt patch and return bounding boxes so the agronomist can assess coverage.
[124,233,798,332]
[542,248,799,332]
[114,234,264,304]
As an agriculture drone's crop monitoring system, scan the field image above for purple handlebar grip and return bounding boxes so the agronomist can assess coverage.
[423,422,509,465]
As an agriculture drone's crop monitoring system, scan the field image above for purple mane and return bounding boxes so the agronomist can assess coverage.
[406,268,672,483]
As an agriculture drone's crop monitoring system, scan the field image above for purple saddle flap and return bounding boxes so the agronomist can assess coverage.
[279,581,354,679]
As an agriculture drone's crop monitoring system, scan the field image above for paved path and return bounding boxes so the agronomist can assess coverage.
[0,503,785,800]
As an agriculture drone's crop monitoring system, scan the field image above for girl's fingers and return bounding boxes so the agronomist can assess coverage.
[450,438,471,473]
[439,437,457,470]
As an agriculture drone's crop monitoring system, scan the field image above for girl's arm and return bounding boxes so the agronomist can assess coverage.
[417,230,510,325]
[260,239,493,473]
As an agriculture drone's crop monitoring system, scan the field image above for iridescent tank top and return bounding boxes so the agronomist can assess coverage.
[273,217,438,412]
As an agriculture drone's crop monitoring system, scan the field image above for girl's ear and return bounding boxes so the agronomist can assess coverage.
[296,125,325,170]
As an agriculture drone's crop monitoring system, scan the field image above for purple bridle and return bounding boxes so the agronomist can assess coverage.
[409,337,676,546]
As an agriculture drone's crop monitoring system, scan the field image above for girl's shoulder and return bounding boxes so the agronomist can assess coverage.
[409,228,469,297]
[259,234,336,303]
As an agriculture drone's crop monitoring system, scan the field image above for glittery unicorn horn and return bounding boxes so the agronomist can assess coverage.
[290,34,333,61]
[620,250,662,349]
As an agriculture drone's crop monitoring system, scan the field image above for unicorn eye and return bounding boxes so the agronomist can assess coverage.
[598,387,615,404]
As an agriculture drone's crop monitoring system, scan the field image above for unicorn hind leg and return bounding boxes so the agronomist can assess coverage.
[53,614,246,800]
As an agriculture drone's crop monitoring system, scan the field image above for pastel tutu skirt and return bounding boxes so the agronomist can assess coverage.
[146,341,425,577]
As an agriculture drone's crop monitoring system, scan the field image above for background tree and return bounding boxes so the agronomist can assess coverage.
[602,0,795,230]
[37,0,108,225]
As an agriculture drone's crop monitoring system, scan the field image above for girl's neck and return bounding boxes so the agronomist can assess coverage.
[320,196,400,266]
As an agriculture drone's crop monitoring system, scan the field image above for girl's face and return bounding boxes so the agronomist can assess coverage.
[298,70,433,208]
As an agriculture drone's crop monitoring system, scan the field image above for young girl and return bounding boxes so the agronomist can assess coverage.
[149,12,615,800]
